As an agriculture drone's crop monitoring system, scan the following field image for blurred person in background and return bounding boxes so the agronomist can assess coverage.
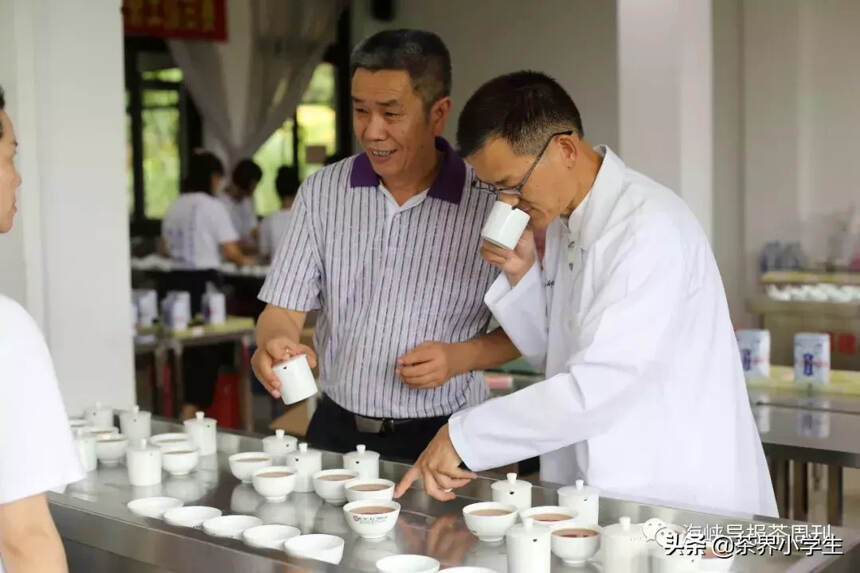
[0,84,83,573]
[162,150,253,419]
[259,165,299,261]
[218,158,262,253]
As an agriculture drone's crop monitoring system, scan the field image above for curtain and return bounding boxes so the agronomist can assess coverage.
[168,0,347,168]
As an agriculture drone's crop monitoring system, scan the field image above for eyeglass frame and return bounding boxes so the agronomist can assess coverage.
[489,129,574,197]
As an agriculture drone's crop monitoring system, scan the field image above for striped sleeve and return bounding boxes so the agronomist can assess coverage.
[258,183,322,311]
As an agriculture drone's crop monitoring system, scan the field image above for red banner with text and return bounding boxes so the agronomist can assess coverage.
[123,0,227,42]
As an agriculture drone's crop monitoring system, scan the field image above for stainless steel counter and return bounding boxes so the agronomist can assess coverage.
[50,420,860,572]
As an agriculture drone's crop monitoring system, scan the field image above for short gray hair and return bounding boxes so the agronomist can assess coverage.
[350,29,451,112]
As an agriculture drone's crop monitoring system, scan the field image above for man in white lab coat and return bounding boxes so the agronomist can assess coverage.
[395,71,778,517]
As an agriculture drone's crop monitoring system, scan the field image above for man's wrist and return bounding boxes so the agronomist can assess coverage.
[448,340,475,376]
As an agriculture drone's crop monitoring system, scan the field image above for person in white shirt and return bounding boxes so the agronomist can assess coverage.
[216,158,261,253]
[396,71,778,518]
[162,151,254,419]
[0,85,84,573]
[258,165,298,261]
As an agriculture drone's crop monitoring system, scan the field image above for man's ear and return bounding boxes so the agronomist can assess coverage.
[429,97,452,136]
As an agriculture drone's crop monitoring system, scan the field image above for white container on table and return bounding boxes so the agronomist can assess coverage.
[274,354,318,405]
[262,429,298,465]
[74,428,97,472]
[343,444,380,479]
[794,332,831,384]
[134,289,158,327]
[183,411,217,456]
[202,291,226,325]
[491,472,532,511]
[127,439,163,487]
[601,516,649,573]
[287,442,322,493]
[736,329,771,379]
[557,479,600,525]
[119,405,152,441]
[84,401,114,428]
[506,517,551,573]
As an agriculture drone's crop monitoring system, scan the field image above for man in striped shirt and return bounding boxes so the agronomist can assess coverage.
[253,30,519,462]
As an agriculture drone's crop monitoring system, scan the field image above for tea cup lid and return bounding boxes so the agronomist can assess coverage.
[276,429,284,439]
[602,516,646,541]
[491,472,531,493]
[506,516,550,540]
[299,442,308,453]
[184,411,214,426]
[558,478,599,498]
[346,444,379,462]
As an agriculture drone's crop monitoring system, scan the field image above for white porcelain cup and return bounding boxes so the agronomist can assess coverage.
[252,465,296,502]
[284,533,345,565]
[262,429,298,464]
[288,442,322,493]
[162,447,200,477]
[95,433,128,467]
[462,501,518,543]
[183,411,217,456]
[557,479,600,525]
[126,496,182,519]
[163,505,221,528]
[344,478,395,503]
[243,524,301,550]
[551,524,601,566]
[376,554,440,573]
[74,429,98,472]
[343,499,400,540]
[491,472,532,511]
[313,468,360,506]
[506,518,551,573]
[274,354,319,405]
[119,405,152,441]
[126,439,162,487]
[202,514,263,539]
[343,444,380,479]
[520,505,578,529]
[228,452,272,483]
[481,201,530,250]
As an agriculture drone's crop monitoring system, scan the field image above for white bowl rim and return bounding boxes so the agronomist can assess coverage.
[343,499,401,513]
[284,533,345,551]
[127,496,183,516]
[163,505,221,524]
[229,451,272,462]
[462,501,519,517]
[376,553,441,570]
[252,465,295,477]
[312,468,360,480]
[343,477,395,490]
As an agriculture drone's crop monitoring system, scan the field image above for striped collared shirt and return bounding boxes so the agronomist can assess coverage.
[259,138,498,418]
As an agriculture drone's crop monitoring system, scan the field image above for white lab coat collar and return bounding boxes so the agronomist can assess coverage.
[571,145,625,251]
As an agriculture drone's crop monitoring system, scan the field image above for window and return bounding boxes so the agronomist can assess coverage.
[253,63,338,216]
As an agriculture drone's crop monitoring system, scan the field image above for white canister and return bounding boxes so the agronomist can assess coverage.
[601,516,649,573]
[74,429,97,472]
[506,518,551,573]
[134,289,158,328]
[794,332,831,384]
[491,473,532,511]
[119,405,152,441]
[163,291,191,331]
[126,439,162,487]
[288,442,322,493]
[263,429,298,465]
[736,329,771,379]
[557,479,600,525]
[274,354,319,405]
[183,411,218,456]
[85,401,114,428]
[202,291,226,325]
[343,444,380,480]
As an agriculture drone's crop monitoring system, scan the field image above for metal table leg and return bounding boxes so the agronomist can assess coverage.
[169,341,184,420]
[769,457,790,518]
[237,334,254,432]
[827,464,843,526]
[791,460,808,522]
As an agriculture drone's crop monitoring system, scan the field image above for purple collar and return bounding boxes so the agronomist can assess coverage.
[349,137,466,204]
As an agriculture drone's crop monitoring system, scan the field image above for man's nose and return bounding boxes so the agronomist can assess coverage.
[364,112,387,141]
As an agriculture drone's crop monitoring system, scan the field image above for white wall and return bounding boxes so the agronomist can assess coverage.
[713,0,746,325]
[0,0,134,414]
[742,0,860,290]
[350,0,619,150]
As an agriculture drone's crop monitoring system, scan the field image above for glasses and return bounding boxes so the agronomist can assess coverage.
[491,130,574,197]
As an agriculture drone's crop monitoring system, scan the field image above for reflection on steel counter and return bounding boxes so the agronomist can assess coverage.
[49,418,860,572]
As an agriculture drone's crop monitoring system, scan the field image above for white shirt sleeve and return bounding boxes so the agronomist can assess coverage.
[206,199,240,245]
[243,198,258,233]
[484,261,548,370]
[259,216,272,257]
[0,296,84,503]
[449,220,686,472]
